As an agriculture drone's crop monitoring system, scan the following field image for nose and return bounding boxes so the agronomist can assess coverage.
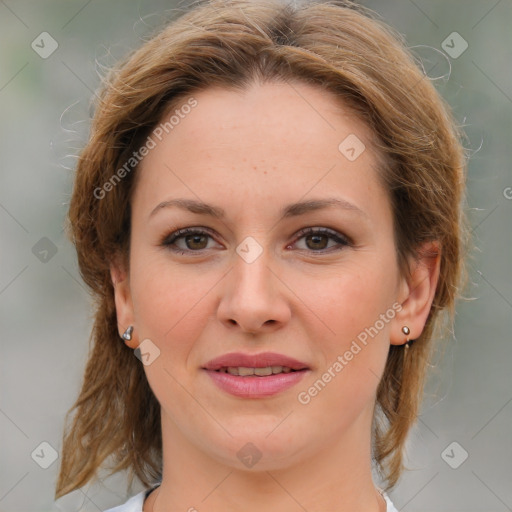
[217,246,291,335]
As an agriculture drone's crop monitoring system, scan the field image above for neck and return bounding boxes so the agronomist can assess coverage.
[148,405,386,512]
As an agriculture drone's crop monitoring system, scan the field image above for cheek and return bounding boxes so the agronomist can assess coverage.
[295,274,393,432]
[304,255,398,340]
[130,252,213,346]
[129,256,214,409]
[300,255,397,394]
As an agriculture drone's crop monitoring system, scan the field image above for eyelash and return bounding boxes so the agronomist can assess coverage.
[161,226,352,255]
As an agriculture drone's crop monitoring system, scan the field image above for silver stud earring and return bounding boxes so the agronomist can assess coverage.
[401,325,412,349]
[122,326,133,341]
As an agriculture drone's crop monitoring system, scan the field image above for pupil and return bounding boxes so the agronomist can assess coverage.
[187,234,207,249]
[307,234,327,250]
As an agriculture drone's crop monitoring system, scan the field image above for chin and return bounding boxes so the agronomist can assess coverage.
[197,417,316,471]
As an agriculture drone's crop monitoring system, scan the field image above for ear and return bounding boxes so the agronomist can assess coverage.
[390,241,441,346]
[110,254,137,349]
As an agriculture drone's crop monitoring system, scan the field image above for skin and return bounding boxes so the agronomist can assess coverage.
[111,81,440,512]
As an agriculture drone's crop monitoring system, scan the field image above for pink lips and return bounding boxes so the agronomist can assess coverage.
[202,351,310,398]
[203,351,309,371]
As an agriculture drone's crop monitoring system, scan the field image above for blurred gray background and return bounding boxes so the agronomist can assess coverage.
[1,1,511,511]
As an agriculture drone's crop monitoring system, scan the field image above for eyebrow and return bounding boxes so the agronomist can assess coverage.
[149,197,368,220]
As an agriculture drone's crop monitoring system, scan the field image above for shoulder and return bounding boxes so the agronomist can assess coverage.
[102,489,147,512]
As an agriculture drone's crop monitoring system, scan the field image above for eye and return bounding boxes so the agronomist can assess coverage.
[290,227,351,253]
[161,226,352,255]
[161,227,220,254]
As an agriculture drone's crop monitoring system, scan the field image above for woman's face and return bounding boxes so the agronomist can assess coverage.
[113,81,425,470]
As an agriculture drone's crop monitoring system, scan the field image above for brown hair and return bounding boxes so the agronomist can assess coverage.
[55,0,469,499]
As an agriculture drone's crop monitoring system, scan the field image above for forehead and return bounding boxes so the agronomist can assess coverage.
[157,81,374,158]
[133,81,390,223]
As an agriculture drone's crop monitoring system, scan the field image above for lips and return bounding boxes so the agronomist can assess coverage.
[202,351,310,398]
[202,352,310,372]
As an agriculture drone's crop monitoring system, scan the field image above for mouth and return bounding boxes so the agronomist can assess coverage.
[202,352,310,398]
[214,365,301,376]
[203,351,310,372]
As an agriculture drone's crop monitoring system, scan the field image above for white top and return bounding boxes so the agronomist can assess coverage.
[103,485,399,511]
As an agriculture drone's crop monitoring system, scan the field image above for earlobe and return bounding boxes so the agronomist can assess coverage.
[110,256,137,348]
[390,241,441,346]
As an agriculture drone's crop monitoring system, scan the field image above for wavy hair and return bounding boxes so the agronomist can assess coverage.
[55,0,469,499]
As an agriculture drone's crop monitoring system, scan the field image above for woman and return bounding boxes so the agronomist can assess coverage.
[55,0,468,510]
